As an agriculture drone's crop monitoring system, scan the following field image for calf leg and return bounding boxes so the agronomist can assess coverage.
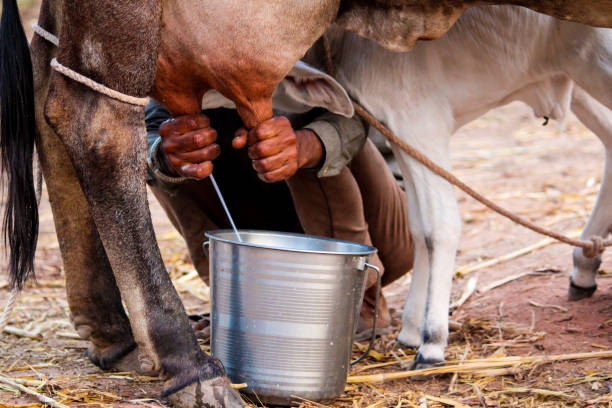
[569,86,612,300]
[393,141,461,367]
[563,27,612,112]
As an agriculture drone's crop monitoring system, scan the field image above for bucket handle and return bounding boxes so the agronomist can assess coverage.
[351,262,381,366]
[203,240,209,257]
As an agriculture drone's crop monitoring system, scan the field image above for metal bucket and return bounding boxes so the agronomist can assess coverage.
[205,230,379,405]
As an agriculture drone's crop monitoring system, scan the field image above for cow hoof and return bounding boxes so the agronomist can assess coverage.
[166,377,245,408]
[189,314,211,341]
[568,278,597,301]
[87,341,137,371]
[114,349,161,375]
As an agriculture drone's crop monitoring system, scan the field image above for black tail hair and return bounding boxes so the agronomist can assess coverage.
[0,0,38,289]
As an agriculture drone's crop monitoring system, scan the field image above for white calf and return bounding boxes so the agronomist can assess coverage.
[316,5,612,368]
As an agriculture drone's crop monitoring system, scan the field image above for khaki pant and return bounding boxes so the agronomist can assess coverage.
[150,110,413,331]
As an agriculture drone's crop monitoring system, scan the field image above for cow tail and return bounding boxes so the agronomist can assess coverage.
[0,0,39,289]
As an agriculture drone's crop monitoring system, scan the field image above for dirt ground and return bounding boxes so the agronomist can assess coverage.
[0,3,611,408]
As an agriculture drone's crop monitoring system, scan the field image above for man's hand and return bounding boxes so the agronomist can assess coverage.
[233,116,323,183]
[159,114,220,179]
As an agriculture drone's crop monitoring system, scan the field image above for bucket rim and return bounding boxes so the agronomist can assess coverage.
[205,229,377,256]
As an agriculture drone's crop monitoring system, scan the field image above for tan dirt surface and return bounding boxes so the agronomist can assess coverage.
[0,2,610,407]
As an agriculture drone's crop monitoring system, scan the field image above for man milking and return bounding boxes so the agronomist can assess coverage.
[146,61,413,338]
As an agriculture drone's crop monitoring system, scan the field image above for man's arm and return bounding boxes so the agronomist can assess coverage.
[302,112,367,178]
[146,100,220,190]
[146,100,188,189]
[235,111,367,182]
[147,99,367,186]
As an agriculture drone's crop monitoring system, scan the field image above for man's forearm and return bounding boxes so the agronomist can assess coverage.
[296,129,324,169]
[145,100,189,189]
[303,112,367,177]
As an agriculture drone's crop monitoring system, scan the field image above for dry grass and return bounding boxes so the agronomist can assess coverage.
[1,2,611,407]
[0,270,610,407]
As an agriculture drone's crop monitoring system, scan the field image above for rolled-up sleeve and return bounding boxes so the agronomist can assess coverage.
[304,112,367,177]
[145,100,189,191]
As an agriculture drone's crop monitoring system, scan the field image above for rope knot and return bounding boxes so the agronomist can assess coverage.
[583,236,605,258]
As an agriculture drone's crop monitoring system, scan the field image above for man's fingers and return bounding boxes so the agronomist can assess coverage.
[252,149,296,174]
[248,132,295,159]
[160,114,211,137]
[192,114,211,129]
[176,161,214,179]
[232,128,248,149]
[163,127,217,153]
[258,162,298,183]
[173,143,221,163]
[248,116,291,144]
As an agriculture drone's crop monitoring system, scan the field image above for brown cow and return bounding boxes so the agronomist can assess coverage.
[1,0,610,406]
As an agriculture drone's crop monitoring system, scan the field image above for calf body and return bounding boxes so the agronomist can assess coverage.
[319,5,612,367]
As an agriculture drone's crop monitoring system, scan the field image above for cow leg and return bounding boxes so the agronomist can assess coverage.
[35,108,140,371]
[568,86,612,300]
[392,139,461,367]
[44,78,242,407]
[30,15,138,371]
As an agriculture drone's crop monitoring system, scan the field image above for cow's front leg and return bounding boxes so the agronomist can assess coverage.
[393,142,461,368]
[44,76,243,407]
[569,87,612,300]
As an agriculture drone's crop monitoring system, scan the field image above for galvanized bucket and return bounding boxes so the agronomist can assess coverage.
[205,230,379,405]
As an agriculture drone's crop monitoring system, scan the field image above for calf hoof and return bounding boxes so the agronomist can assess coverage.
[409,353,444,380]
[409,351,444,372]
[568,278,597,301]
[396,328,421,350]
[166,377,245,408]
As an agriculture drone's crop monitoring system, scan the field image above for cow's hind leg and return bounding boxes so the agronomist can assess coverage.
[36,120,140,370]
[393,138,461,368]
[31,17,137,371]
[44,77,242,407]
[569,86,612,300]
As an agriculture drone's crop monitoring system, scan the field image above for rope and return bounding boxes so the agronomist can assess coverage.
[50,59,150,106]
[322,35,609,258]
[33,24,149,107]
[32,23,59,46]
